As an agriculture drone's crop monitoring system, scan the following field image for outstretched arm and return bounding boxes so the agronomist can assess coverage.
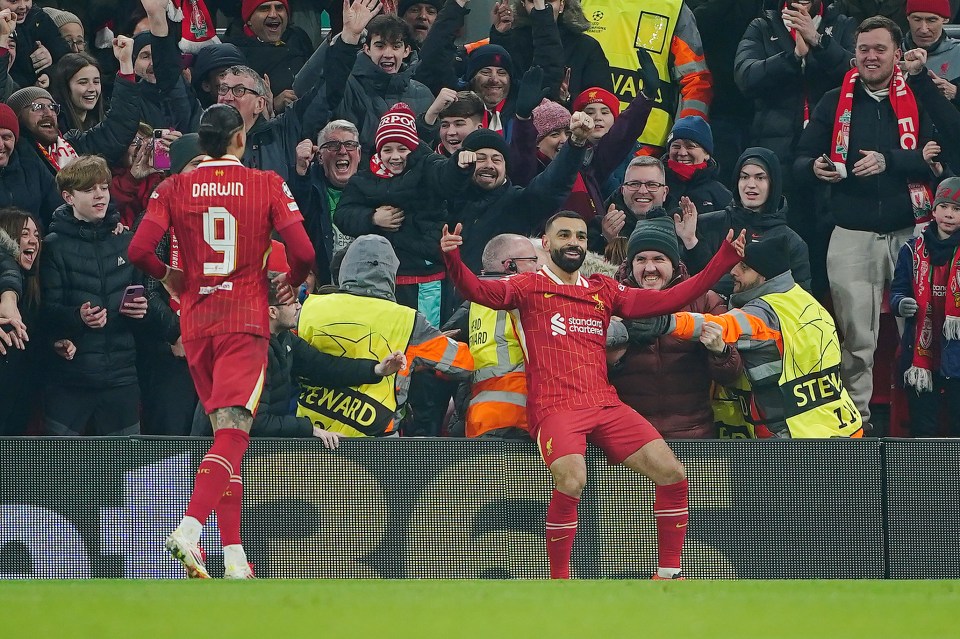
[616,231,744,318]
[440,223,517,310]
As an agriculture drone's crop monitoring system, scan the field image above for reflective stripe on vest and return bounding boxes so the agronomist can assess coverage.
[297,293,416,437]
[583,0,681,147]
[759,287,863,438]
[466,304,528,437]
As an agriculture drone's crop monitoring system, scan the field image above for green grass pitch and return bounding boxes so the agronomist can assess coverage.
[2,580,959,638]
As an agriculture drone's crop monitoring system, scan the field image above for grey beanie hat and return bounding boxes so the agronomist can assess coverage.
[43,8,83,30]
[6,87,55,118]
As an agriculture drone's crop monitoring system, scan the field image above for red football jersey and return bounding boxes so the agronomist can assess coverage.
[443,244,741,427]
[144,157,303,340]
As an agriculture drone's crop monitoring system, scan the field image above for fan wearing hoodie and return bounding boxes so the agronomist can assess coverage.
[681,147,811,298]
[326,10,435,155]
[335,103,477,326]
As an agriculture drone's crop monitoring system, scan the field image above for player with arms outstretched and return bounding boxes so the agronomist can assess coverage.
[441,212,745,579]
[129,104,316,578]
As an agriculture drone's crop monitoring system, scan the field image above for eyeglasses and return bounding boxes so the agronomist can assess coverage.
[28,101,60,114]
[63,37,86,52]
[217,83,262,98]
[319,140,361,152]
[622,180,665,191]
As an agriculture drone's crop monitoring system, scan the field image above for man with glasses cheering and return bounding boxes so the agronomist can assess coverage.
[290,120,363,285]
[590,156,669,254]
[216,64,331,180]
[5,34,142,176]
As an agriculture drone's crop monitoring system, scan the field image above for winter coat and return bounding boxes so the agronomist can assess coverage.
[446,141,587,273]
[0,147,62,227]
[138,29,202,132]
[794,74,934,233]
[240,81,331,181]
[908,68,960,173]
[610,265,743,438]
[0,47,19,103]
[334,145,474,278]
[10,7,70,88]
[227,27,315,95]
[663,157,733,212]
[490,6,611,103]
[0,227,22,300]
[39,205,143,389]
[0,228,39,436]
[326,39,435,155]
[190,328,381,437]
[906,31,960,110]
[832,0,908,31]
[686,147,811,297]
[412,0,471,96]
[288,166,342,286]
[890,227,960,381]
[735,4,856,178]
[510,92,654,221]
[61,76,143,170]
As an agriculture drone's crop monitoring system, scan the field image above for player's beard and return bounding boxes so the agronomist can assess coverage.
[550,246,586,273]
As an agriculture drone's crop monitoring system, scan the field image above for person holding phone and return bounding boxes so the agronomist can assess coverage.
[39,155,148,437]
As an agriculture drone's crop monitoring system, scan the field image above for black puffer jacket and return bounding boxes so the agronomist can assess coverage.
[10,7,70,88]
[190,329,382,437]
[735,4,855,180]
[335,145,476,278]
[686,147,811,297]
[226,27,314,95]
[39,206,143,388]
[663,157,733,213]
[138,29,202,132]
[0,227,22,299]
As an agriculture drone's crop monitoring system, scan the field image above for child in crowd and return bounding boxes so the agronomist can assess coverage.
[891,176,960,437]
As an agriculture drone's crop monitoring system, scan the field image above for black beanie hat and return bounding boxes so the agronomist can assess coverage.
[626,217,680,268]
[133,31,153,62]
[743,236,790,279]
[170,133,202,174]
[461,44,513,84]
[462,128,510,162]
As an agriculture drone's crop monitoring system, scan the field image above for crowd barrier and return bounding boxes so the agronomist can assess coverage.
[1,437,956,579]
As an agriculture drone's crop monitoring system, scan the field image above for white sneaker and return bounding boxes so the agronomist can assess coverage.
[165,531,211,579]
[223,562,256,579]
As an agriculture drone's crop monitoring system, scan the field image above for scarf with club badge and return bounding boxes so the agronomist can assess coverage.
[905,226,960,391]
[831,65,933,225]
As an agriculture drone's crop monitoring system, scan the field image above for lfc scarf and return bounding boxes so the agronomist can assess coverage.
[831,66,933,224]
[37,136,78,171]
[905,232,960,391]
[370,154,396,178]
[482,100,506,134]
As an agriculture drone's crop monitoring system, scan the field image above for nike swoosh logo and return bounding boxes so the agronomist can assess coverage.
[676,522,688,528]
[544,293,556,298]
[549,535,569,542]
[770,35,778,41]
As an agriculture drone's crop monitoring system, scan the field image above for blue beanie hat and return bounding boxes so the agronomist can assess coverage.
[461,44,513,85]
[666,115,714,156]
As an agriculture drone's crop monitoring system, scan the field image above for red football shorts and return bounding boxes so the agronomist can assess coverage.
[183,333,269,415]
[533,404,663,466]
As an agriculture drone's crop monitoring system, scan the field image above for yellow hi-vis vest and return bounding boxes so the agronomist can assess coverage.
[465,304,528,437]
[757,288,863,438]
[712,374,756,439]
[583,0,680,147]
[297,293,416,437]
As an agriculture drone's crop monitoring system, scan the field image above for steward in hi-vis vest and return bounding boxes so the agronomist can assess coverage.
[669,237,863,438]
[583,0,712,150]
[297,235,473,436]
[465,303,528,438]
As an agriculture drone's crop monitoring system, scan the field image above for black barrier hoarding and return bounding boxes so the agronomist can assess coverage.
[0,438,886,579]
[885,439,960,579]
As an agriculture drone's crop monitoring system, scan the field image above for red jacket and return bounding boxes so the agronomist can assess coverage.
[110,168,163,229]
[610,266,743,438]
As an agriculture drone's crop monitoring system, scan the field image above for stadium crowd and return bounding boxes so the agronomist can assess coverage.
[1,0,959,440]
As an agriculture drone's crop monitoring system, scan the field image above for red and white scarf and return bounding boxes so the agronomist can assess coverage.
[370,154,396,178]
[905,233,960,391]
[483,100,506,134]
[831,66,933,224]
[37,136,78,172]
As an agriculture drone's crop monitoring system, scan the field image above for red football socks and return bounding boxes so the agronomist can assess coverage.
[216,473,244,547]
[654,479,689,571]
[185,429,250,525]
[546,489,580,579]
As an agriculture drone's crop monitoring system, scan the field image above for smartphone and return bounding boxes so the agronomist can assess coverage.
[152,129,171,171]
[120,285,145,311]
[819,154,837,171]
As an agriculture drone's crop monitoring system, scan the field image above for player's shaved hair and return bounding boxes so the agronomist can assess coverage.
[198,104,244,157]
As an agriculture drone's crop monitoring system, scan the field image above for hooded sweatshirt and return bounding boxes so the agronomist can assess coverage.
[685,147,811,297]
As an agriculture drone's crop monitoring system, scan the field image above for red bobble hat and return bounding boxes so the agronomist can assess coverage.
[905,0,951,18]
[375,103,419,153]
[572,87,621,118]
